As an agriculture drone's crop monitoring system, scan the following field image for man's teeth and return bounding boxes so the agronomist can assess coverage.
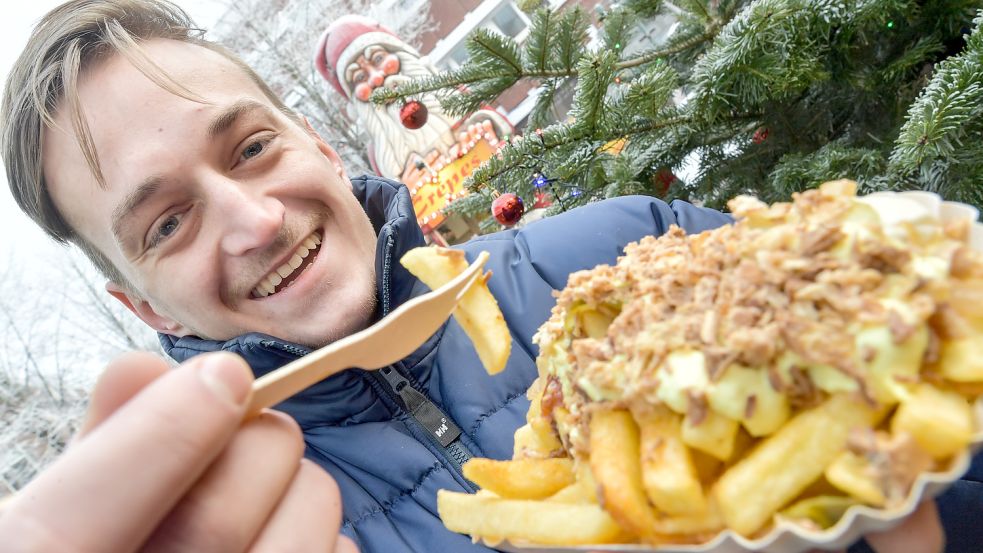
[253,232,322,298]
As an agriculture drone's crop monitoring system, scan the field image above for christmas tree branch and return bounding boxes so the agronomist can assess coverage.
[890,10,983,171]
[373,4,717,109]
[466,114,695,189]
[616,24,720,69]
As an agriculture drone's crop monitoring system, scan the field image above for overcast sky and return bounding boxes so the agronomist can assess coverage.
[0,0,228,265]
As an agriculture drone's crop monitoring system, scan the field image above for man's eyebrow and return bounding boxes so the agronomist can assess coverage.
[207,99,274,140]
[111,175,164,248]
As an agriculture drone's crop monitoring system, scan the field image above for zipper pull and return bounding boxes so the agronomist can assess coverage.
[380,367,463,448]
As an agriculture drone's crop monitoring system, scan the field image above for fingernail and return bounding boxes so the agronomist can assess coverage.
[198,353,252,407]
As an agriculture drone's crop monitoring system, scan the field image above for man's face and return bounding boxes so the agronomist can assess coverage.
[43,40,378,347]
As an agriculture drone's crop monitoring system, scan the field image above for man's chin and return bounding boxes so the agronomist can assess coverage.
[286,296,379,349]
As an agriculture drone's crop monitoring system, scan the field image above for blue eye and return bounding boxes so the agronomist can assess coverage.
[159,216,179,237]
[242,141,265,159]
[149,214,182,248]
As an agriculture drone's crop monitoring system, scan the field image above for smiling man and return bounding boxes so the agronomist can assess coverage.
[42,39,378,347]
[0,1,962,552]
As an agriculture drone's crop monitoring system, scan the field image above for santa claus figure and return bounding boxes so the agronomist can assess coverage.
[314,16,512,220]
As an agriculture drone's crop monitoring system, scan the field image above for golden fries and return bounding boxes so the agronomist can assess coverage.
[714,395,875,535]
[462,458,575,500]
[681,408,739,462]
[545,463,598,504]
[891,383,974,459]
[589,409,666,544]
[634,407,707,516]
[437,490,627,545]
[434,184,983,549]
[400,247,510,374]
[825,451,887,506]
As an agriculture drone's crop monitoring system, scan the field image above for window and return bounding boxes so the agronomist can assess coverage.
[488,3,525,38]
[432,1,531,70]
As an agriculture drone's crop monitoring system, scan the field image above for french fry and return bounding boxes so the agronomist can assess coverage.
[681,408,740,461]
[512,423,551,459]
[546,463,598,504]
[634,407,707,516]
[589,409,666,544]
[714,394,875,536]
[462,458,575,500]
[825,451,887,506]
[938,336,983,382]
[651,499,726,536]
[891,383,974,459]
[525,376,564,454]
[437,490,627,545]
[400,247,510,374]
[780,495,861,529]
[579,307,616,339]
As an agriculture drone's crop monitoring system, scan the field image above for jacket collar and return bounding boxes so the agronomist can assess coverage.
[159,175,427,373]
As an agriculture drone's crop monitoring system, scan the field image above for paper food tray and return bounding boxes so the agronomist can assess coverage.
[480,191,983,553]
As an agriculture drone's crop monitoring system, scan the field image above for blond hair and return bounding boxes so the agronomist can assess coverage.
[1,0,295,287]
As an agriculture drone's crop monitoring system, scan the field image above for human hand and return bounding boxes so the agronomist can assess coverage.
[0,351,358,553]
[846,500,944,553]
[802,500,943,553]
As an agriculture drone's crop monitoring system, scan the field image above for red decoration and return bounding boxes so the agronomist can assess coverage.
[492,193,525,226]
[400,100,428,129]
[655,168,677,196]
[752,127,769,144]
[533,191,553,209]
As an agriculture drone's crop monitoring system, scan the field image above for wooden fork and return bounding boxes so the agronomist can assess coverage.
[246,250,489,416]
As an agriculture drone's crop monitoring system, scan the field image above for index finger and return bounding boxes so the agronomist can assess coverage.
[0,352,253,553]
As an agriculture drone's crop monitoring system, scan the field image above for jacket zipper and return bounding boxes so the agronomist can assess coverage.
[264,342,476,484]
[371,232,474,483]
[260,232,476,488]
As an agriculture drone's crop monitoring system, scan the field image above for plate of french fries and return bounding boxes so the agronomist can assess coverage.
[429,181,983,552]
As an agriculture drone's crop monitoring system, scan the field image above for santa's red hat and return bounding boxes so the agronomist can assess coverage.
[313,15,412,98]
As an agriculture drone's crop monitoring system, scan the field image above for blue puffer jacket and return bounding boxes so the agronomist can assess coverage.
[161,176,981,553]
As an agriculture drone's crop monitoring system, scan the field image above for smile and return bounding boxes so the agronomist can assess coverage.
[251,231,322,298]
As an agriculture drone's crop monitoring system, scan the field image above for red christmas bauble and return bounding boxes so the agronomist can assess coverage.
[492,193,525,226]
[655,168,677,196]
[400,100,428,129]
[752,127,769,144]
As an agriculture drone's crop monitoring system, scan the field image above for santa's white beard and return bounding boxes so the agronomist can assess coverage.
[349,52,455,179]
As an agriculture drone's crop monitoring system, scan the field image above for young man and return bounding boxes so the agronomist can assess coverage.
[0,1,959,551]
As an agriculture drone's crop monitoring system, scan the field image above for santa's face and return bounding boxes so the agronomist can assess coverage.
[345,46,401,102]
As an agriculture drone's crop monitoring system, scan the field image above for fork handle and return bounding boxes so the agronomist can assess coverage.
[246,350,352,417]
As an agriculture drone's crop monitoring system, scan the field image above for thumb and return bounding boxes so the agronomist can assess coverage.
[76,351,171,439]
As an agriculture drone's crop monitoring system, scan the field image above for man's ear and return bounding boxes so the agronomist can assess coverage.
[301,115,350,185]
[105,282,187,336]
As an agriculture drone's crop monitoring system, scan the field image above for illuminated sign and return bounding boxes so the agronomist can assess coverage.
[408,138,495,232]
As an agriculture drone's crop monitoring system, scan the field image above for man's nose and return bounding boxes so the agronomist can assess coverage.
[210,179,284,256]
